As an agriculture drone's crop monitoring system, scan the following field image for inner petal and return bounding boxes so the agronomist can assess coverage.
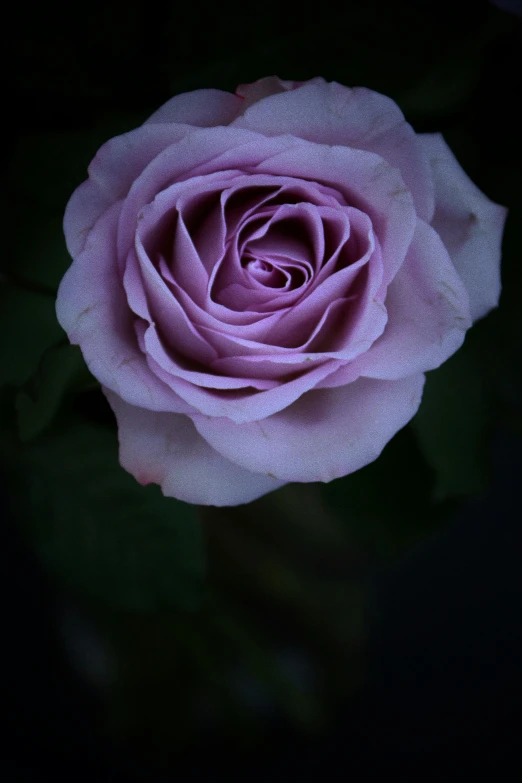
[244,255,290,288]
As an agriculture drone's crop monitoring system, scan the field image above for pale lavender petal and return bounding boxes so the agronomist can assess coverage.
[139,321,279,392]
[208,353,329,381]
[135,171,240,293]
[144,89,243,126]
[222,174,348,237]
[419,133,507,322]
[116,127,285,261]
[349,219,472,380]
[64,124,190,258]
[195,235,386,362]
[235,76,327,111]
[125,242,218,366]
[161,269,286,335]
[119,127,415,291]
[175,189,228,278]
[206,288,383,377]
[248,202,324,268]
[103,388,286,506]
[233,81,435,221]
[147,348,344,423]
[211,202,322,310]
[251,139,416,288]
[191,374,426,482]
[56,202,193,414]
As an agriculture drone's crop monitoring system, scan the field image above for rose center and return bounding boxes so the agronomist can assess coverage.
[244,254,289,288]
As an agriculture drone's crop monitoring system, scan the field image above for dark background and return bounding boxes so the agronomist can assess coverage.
[3,0,522,777]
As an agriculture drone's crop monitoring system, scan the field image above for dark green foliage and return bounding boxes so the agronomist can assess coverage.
[8,414,204,612]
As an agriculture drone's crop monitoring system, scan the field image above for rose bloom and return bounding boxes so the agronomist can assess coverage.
[56,76,507,506]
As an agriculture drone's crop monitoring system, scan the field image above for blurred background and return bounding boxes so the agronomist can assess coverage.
[2,0,522,777]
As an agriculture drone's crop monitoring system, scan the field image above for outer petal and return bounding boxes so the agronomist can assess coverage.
[235,76,326,111]
[419,133,507,322]
[56,202,193,414]
[64,124,190,258]
[115,125,278,262]
[345,219,472,381]
[65,89,245,259]
[103,388,287,506]
[146,345,344,424]
[191,374,425,483]
[144,88,244,126]
[232,81,435,222]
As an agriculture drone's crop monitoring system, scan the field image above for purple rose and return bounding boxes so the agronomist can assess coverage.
[56,76,507,506]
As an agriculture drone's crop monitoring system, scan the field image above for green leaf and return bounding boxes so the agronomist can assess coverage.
[15,341,97,442]
[14,215,73,294]
[10,415,205,612]
[320,425,453,560]
[411,329,492,502]
[396,48,481,119]
[0,281,64,388]
[396,18,502,120]
[213,606,323,730]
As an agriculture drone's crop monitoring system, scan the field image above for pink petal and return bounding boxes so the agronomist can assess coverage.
[103,388,286,506]
[419,133,507,322]
[56,202,193,414]
[191,374,426,483]
[232,81,435,222]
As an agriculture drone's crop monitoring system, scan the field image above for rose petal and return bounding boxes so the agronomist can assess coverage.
[136,170,239,291]
[252,138,416,289]
[259,224,383,352]
[191,374,425,482]
[118,128,416,292]
[232,81,435,222]
[146,345,344,423]
[103,388,286,506]
[246,203,322,268]
[235,76,327,110]
[326,219,472,383]
[222,174,348,238]
[64,124,190,258]
[162,268,286,335]
[419,133,507,322]
[116,127,282,260]
[125,242,218,366]
[144,88,243,126]
[56,202,193,414]
[139,321,279,392]
[205,285,381,380]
